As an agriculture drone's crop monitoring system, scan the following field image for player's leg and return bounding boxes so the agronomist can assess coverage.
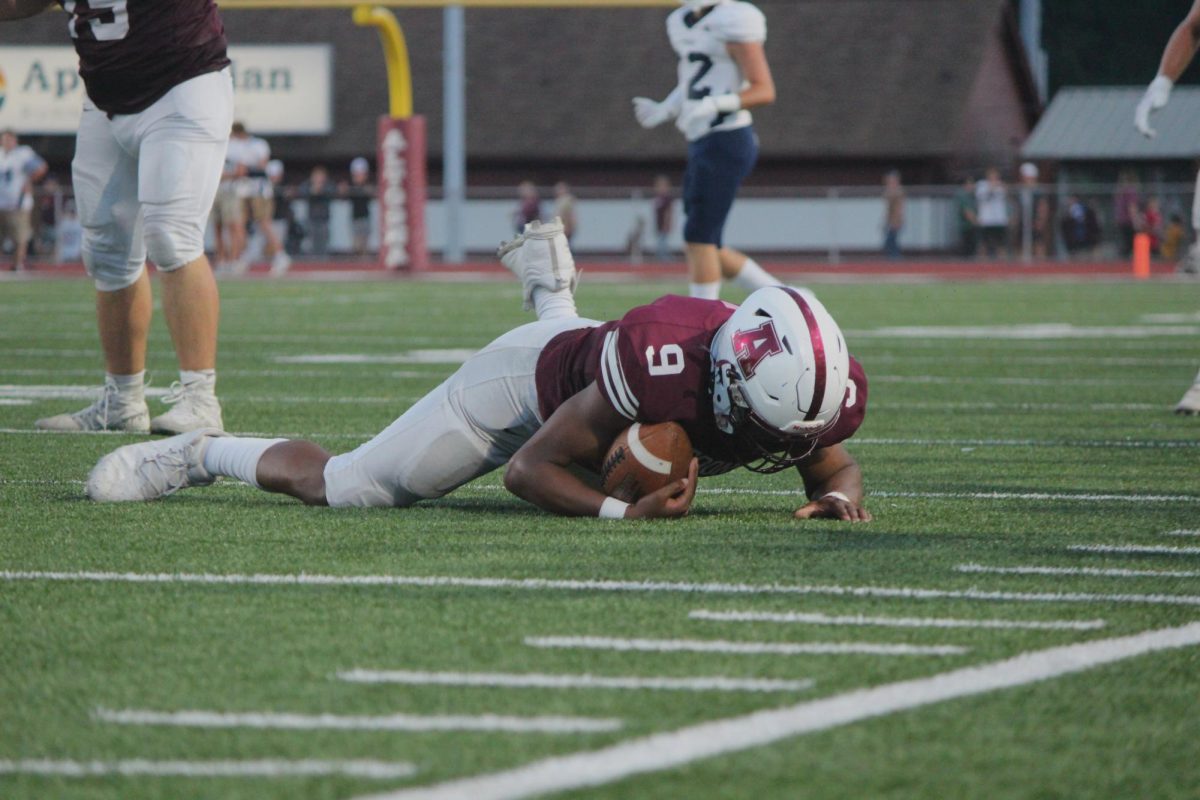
[13,209,33,270]
[136,69,233,434]
[499,216,578,320]
[35,103,152,433]
[323,315,596,507]
[682,129,759,299]
[1176,367,1200,415]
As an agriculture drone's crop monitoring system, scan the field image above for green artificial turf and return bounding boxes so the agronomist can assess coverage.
[1,275,1198,799]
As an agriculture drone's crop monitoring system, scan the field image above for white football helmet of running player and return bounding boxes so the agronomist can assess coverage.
[710,287,850,472]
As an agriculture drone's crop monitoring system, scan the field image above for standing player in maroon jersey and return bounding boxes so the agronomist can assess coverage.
[85,219,871,522]
[1,0,232,434]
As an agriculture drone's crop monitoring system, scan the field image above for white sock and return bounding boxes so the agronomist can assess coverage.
[532,287,577,321]
[689,281,721,300]
[202,437,285,489]
[106,371,145,403]
[180,369,216,394]
[731,257,780,292]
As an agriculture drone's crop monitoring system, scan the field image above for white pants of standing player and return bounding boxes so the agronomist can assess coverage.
[73,69,232,289]
[323,316,598,508]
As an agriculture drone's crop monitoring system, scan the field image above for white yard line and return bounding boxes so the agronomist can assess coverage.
[0,758,416,779]
[1,474,1195,505]
[957,563,1200,579]
[337,670,813,693]
[5,570,1200,606]
[1067,544,1200,556]
[688,610,1106,631]
[355,622,1200,800]
[523,636,966,657]
[93,708,621,734]
[854,437,1200,449]
[1164,530,1200,537]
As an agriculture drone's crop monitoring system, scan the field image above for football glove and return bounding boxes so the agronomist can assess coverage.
[633,96,675,129]
[676,93,741,140]
[1135,75,1173,139]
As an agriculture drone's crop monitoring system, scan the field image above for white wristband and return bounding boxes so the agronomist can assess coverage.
[713,93,742,114]
[821,491,851,504]
[599,497,631,520]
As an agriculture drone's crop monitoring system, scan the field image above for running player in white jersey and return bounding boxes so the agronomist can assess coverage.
[1134,0,1200,415]
[633,0,786,301]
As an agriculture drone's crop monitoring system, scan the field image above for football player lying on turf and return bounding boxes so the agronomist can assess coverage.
[87,219,871,521]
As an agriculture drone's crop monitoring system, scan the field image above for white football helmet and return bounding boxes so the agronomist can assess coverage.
[710,287,851,472]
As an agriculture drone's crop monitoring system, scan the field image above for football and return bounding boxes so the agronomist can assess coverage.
[600,422,694,502]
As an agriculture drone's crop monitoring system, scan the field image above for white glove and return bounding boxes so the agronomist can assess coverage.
[1135,75,1173,138]
[633,97,675,129]
[675,93,741,141]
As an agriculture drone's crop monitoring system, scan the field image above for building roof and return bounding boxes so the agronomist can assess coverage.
[1023,87,1200,160]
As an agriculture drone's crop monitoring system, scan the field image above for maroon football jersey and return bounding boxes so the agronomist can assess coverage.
[535,295,868,476]
[57,0,230,115]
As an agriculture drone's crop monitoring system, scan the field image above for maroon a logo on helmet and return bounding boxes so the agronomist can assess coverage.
[732,320,783,378]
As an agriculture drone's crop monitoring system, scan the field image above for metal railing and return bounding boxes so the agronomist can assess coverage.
[6,182,1194,264]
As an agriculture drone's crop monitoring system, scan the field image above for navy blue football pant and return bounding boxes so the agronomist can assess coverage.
[682,126,759,247]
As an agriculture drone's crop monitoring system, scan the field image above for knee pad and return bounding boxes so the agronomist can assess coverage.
[83,229,146,292]
[143,207,204,271]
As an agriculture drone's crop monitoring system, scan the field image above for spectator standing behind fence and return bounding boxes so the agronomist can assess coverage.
[1142,198,1164,255]
[0,129,48,271]
[513,181,541,233]
[955,175,978,258]
[344,157,373,257]
[975,168,1009,259]
[34,175,60,259]
[232,123,288,275]
[212,129,246,272]
[1162,212,1186,261]
[300,165,333,256]
[1061,194,1099,257]
[1114,170,1142,258]
[652,174,674,260]
[881,170,905,260]
[554,182,578,245]
[1018,162,1051,260]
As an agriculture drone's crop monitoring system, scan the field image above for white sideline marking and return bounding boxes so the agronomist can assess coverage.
[337,670,813,693]
[0,384,170,399]
[355,622,1200,800]
[1068,544,1200,556]
[94,708,621,734]
[957,563,1200,579]
[524,636,966,657]
[0,475,1193,505]
[855,437,1200,449]
[274,350,477,365]
[688,610,1106,632]
[5,570,1200,606]
[848,323,1200,339]
[0,758,416,779]
[0,399,32,406]
[1165,530,1200,537]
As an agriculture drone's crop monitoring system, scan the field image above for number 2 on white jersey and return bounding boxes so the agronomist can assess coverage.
[63,0,130,42]
[646,344,685,377]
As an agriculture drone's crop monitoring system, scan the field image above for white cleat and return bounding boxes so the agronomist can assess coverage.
[497,217,579,311]
[86,428,225,502]
[150,380,224,435]
[1176,382,1200,416]
[34,379,150,433]
[270,251,291,276]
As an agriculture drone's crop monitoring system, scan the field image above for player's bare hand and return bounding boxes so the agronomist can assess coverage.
[794,495,872,522]
[628,457,699,519]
